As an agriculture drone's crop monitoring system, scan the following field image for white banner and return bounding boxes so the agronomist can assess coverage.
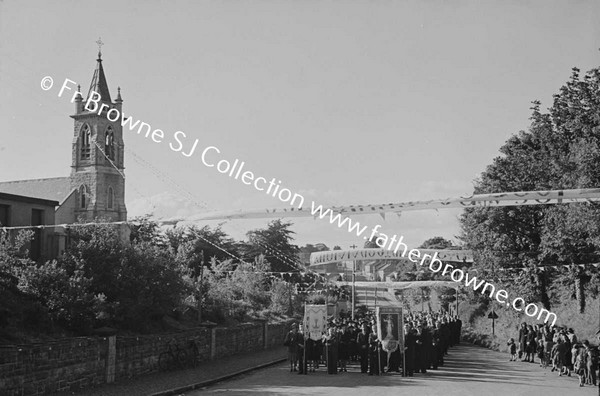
[303,304,327,341]
[159,188,600,223]
[334,280,458,289]
[309,249,472,266]
[376,306,404,353]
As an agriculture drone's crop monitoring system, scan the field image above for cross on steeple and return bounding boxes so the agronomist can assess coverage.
[88,39,112,103]
[96,37,104,57]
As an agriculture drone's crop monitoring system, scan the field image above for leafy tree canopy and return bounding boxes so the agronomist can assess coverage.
[460,66,600,311]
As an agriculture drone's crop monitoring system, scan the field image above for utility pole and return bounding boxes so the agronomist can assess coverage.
[197,250,205,323]
[350,244,358,320]
[456,287,459,317]
[375,286,378,307]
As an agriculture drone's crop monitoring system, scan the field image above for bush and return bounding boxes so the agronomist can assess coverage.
[15,222,189,334]
[19,260,101,333]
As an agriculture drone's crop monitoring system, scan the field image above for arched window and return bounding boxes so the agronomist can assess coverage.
[79,185,89,209]
[107,187,114,209]
[80,124,91,160]
[105,127,115,161]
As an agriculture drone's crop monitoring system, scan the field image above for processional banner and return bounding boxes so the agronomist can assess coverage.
[304,305,327,341]
[376,306,404,353]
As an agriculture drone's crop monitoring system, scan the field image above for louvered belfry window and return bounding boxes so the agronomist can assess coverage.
[81,124,91,160]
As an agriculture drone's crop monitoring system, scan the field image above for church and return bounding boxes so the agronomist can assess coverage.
[0,48,127,258]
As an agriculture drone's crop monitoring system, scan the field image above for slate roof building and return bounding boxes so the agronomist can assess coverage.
[0,49,127,225]
[0,49,127,257]
[0,192,59,260]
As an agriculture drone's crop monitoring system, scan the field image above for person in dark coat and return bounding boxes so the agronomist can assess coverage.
[338,324,351,372]
[296,324,305,374]
[440,320,451,356]
[403,324,416,377]
[562,331,572,376]
[305,337,317,372]
[555,336,569,376]
[356,322,370,373]
[368,329,382,375]
[525,325,537,363]
[322,327,338,374]
[283,323,298,372]
[518,322,528,361]
[432,322,442,369]
[455,316,462,345]
[414,324,428,373]
[420,324,433,371]
[348,321,358,362]
[283,323,302,372]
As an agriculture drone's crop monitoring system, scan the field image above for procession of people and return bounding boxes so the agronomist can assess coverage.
[511,322,599,388]
[283,309,462,376]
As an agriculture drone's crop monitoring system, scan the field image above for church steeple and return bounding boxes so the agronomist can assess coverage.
[87,39,112,103]
[68,40,127,223]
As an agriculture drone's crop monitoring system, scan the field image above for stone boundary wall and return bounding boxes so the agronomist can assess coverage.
[266,321,293,349]
[0,320,293,396]
[0,337,107,395]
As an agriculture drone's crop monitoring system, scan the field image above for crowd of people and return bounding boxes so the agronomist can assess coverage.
[510,322,599,388]
[283,310,462,376]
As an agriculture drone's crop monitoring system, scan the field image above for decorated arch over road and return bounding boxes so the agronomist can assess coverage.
[309,249,472,266]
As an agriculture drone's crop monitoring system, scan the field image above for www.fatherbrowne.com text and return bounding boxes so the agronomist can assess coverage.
[47,76,557,326]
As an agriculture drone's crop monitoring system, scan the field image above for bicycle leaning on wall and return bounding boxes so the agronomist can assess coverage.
[158,338,200,371]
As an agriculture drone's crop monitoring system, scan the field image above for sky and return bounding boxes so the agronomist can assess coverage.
[1,0,599,250]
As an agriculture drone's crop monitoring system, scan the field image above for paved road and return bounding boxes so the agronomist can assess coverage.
[186,343,598,396]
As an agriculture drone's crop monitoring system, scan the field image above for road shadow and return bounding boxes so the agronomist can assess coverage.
[195,343,596,395]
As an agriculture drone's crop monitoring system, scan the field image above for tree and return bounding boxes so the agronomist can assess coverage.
[460,66,600,312]
[0,230,51,336]
[419,237,454,250]
[539,204,600,312]
[129,216,167,248]
[22,221,189,333]
[270,280,293,315]
[300,243,330,253]
[166,224,240,265]
[242,220,301,276]
[202,255,274,321]
[364,237,379,249]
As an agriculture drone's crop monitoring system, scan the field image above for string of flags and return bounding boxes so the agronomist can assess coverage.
[164,187,600,221]
[258,241,331,284]
[469,262,600,272]
[124,148,322,283]
[121,148,340,291]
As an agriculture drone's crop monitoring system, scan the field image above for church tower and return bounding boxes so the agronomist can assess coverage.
[69,46,127,222]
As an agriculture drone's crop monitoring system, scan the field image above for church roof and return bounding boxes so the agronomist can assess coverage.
[0,177,72,204]
[87,52,112,103]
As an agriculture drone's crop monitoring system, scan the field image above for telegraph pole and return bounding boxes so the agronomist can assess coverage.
[456,287,459,317]
[197,250,205,323]
[350,244,358,320]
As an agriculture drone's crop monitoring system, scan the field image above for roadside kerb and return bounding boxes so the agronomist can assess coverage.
[148,357,287,396]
